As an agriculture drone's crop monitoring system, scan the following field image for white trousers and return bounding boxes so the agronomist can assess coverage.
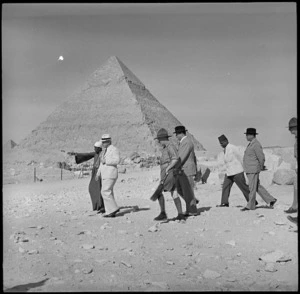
[101,178,119,214]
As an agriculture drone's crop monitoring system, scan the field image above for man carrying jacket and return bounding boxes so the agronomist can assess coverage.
[95,134,121,217]
[241,128,277,211]
[216,134,251,207]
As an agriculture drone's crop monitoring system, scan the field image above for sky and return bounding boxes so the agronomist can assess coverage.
[2,3,297,153]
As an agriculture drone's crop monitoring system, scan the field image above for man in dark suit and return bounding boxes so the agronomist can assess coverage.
[241,128,277,211]
[174,125,198,216]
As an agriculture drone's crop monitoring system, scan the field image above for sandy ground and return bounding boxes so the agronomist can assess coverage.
[3,167,298,292]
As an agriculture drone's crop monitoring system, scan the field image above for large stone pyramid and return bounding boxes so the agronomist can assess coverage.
[17,56,205,160]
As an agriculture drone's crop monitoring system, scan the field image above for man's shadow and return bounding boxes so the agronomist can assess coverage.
[115,205,150,217]
[4,278,49,292]
[161,206,212,223]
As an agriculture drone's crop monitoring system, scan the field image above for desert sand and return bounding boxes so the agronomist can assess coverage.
[3,165,298,292]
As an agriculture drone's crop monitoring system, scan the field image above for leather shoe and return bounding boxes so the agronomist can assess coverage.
[287,216,298,225]
[175,214,186,221]
[240,207,250,211]
[154,211,167,221]
[269,198,277,208]
[216,204,229,207]
[284,207,298,214]
[103,208,120,218]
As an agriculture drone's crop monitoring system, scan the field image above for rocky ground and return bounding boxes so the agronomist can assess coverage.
[3,166,298,292]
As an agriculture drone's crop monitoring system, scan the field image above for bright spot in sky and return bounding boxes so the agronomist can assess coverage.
[58,56,64,61]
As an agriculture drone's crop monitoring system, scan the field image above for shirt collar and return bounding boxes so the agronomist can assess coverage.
[180,136,187,143]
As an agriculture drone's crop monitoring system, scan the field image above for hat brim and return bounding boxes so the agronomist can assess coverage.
[244,132,258,135]
[155,135,171,140]
[174,130,188,134]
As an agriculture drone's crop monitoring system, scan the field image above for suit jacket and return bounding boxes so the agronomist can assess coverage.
[243,138,265,173]
[176,136,197,176]
[97,145,120,180]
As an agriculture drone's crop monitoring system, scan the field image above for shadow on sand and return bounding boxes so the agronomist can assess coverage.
[115,205,150,217]
[4,278,49,292]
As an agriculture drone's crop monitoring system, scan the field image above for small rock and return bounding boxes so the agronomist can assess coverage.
[81,244,95,250]
[100,223,111,230]
[82,268,93,274]
[203,269,221,279]
[18,247,26,253]
[166,261,175,265]
[37,226,44,230]
[226,278,236,282]
[28,249,39,255]
[276,256,292,263]
[148,224,159,232]
[120,261,132,268]
[259,250,285,263]
[268,231,275,236]
[74,269,80,274]
[265,263,277,272]
[225,240,236,247]
[274,221,287,226]
[236,253,242,257]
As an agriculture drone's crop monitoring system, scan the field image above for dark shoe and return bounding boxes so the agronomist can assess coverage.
[269,198,277,208]
[97,208,106,214]
[154,211,167,221]
[195,199,199,204]
[287,216,298,225]
[284,207,298,214]
[174,214,186,221]
[216,204,229,207]
[255,201,258,206]
[103,208,120,218]
[241,207,250,211]
[184,212,198,217]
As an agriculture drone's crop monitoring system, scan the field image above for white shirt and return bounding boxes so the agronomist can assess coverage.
[223,143,244,176]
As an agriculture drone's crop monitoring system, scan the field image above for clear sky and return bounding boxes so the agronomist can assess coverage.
[2,3,297,153]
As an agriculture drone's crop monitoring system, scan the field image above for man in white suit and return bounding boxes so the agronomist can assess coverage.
[95,134,120,217]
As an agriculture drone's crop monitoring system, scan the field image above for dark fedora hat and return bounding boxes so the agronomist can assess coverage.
[218,134,228,143]
[174,125,188,134]
[244,128,258,135]
[155,128,171,140]
[287,117,297,129]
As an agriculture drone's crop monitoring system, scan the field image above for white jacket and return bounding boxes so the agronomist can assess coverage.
[223,143,244,176]
[96,145,120,180]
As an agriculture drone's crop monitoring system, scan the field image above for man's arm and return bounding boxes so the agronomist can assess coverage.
[178,140,193,167]
[253,142,265,169]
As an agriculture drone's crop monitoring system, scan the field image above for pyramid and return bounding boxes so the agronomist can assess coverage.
[18,56,205,160]
[3,139,17,151]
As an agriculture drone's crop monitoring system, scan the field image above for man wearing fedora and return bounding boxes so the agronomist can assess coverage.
[286,117,298,225]
[153,128,186,221]
[95,134,121,217]
[241,128,277,211]
[216,134,251,207]
[174,125,198,216]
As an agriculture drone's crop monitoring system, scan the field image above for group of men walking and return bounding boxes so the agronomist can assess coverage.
[70,117,297,226]
[216,117,297,225]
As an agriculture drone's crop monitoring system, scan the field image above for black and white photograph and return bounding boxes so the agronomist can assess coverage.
[2,3,297,291]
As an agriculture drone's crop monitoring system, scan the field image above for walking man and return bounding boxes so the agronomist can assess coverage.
[216,134,251,207]
[241,128,277,211]
[95,134,121,217]
[68,141,105,213]
[174,126,198,216]
[153,128,186,221]
[286,117,298,225]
